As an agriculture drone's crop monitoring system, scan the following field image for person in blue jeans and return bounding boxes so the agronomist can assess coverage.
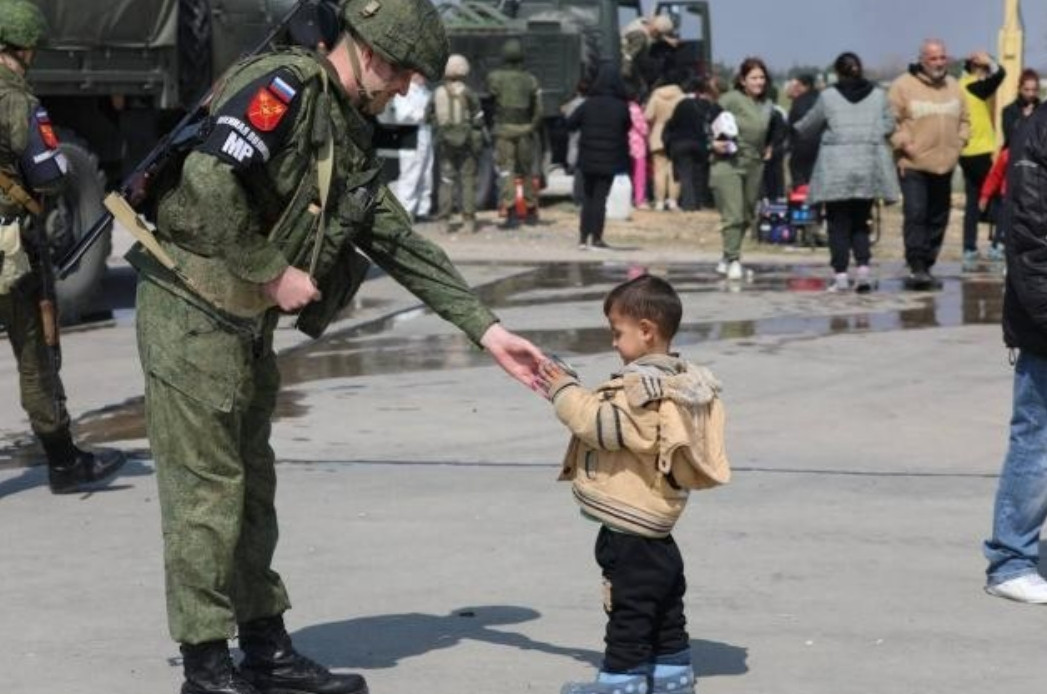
[983,103,1047,604]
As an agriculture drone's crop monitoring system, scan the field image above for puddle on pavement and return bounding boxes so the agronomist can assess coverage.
[2,262,1005,462]
[278,263,1004,385]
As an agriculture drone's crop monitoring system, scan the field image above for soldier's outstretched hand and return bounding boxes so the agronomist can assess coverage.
[264,266,322,311]
[480,323,546,391]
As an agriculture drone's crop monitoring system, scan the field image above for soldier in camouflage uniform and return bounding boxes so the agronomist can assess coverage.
[129,0,544,691]
[0,0,125,494]
[428,54,484,233]
[486,38,541,229]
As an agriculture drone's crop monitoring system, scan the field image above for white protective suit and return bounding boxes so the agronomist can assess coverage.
[392,79,434,219]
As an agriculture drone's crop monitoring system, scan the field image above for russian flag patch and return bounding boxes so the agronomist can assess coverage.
[269,76,297,104]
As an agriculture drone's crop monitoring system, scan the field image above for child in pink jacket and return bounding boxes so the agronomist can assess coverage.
[628,99,649,208]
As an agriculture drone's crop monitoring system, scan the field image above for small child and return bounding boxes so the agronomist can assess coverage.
[978,146,1009,260]
[537,275,731,694]
[628,98,650,209]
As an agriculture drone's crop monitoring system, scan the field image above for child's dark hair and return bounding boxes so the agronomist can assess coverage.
[603,275,682,340]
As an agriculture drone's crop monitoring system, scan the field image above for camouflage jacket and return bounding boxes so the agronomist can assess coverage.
[146,49,497,342]
[486,67,541,136]
[0,63,66,218]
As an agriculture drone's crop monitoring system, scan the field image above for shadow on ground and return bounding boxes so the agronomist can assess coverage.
[0,456,152,499]
[292,605,747,677]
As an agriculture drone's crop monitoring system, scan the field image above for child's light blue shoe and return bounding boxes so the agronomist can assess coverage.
[987,245,1006,262]
[561,672,649,694]
[651,650,695,694]
[650,666,695,693]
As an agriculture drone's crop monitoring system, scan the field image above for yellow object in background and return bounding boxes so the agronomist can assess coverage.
[996,0,1024,146]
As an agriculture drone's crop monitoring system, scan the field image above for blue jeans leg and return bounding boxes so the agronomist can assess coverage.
[984,351,1047,584]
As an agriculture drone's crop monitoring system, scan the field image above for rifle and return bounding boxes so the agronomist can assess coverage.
[27,217,63,418]
[57,0,314,279]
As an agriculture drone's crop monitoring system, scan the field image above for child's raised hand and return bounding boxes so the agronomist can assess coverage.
[537,357,580,400]
[536,359,565,398]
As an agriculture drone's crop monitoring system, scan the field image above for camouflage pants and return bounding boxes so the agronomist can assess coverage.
[711,158,764,262]
[495,133,538,210]
[437,143,478,218]
[136,280,290,644]
[0,277,69,439]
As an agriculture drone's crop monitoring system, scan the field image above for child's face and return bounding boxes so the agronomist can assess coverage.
[608,308,657,363]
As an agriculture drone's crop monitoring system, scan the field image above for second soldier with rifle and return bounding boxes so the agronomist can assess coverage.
[0,0,125,494]
[122,0,545,692]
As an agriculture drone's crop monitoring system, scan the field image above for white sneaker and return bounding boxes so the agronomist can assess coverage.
[726,260,744,281]
[984,574,1047,604]
[715,259,729,275]
[826,272,849,293]
[854,265,873,293]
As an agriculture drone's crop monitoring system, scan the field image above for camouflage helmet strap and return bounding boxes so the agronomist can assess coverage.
[343,30,373,108]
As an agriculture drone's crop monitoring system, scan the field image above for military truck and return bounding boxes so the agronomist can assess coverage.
[28,0,710,318]
[436,0,712,202]
[29,0,304,322]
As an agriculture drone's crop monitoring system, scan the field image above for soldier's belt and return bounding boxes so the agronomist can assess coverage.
[107,193,275,319]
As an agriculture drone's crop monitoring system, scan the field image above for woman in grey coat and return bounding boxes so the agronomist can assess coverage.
[795,52,900,292]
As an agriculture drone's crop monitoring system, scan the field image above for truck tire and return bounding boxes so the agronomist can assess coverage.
[47,137,110,325]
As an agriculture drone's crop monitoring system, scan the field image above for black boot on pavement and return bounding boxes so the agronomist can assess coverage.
[500,208,519,230]
[181,641,260,694]
[239,615,368,694]
[41,431,127,494]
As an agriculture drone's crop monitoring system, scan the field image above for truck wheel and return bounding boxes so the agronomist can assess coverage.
[46,137,110,325]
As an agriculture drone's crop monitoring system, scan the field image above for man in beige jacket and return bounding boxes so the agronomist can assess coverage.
[889,38,970,290]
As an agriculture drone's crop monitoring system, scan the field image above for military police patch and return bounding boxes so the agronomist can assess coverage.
[247,87,288,132]
[21,106,68,189]
[198,68,304,170]
[35,108,59,149]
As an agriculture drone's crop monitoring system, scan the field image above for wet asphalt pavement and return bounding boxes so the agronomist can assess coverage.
[0,254,1034,694]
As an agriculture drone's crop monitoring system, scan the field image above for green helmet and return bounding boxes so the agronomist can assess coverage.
[0,0,47,50]
[502,38,523,64]
[339,0,448,81]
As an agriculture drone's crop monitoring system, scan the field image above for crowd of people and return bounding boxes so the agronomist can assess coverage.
[556,33,1044,292]
[385,15,1045,298]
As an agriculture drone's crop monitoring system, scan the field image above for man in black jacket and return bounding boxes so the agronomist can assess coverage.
[787,75,820,187]
[983,102,1047,604]
[663,77,715,210]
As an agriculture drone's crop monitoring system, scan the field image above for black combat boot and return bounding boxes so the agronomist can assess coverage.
[181,641,260,694]
[239,616,367,694]
[500,207,519,230]
[40,431,127,494]
[524,206,539,226]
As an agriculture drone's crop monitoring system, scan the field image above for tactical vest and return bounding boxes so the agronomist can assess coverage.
[140,50,378,338]
[0,65,66,218]
[433,81,472,148]
[488,68,537,128]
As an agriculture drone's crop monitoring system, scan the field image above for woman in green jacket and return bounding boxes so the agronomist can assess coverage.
[710,57,773,280]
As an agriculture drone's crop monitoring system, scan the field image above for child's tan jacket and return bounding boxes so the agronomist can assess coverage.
[550,354,730,538]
